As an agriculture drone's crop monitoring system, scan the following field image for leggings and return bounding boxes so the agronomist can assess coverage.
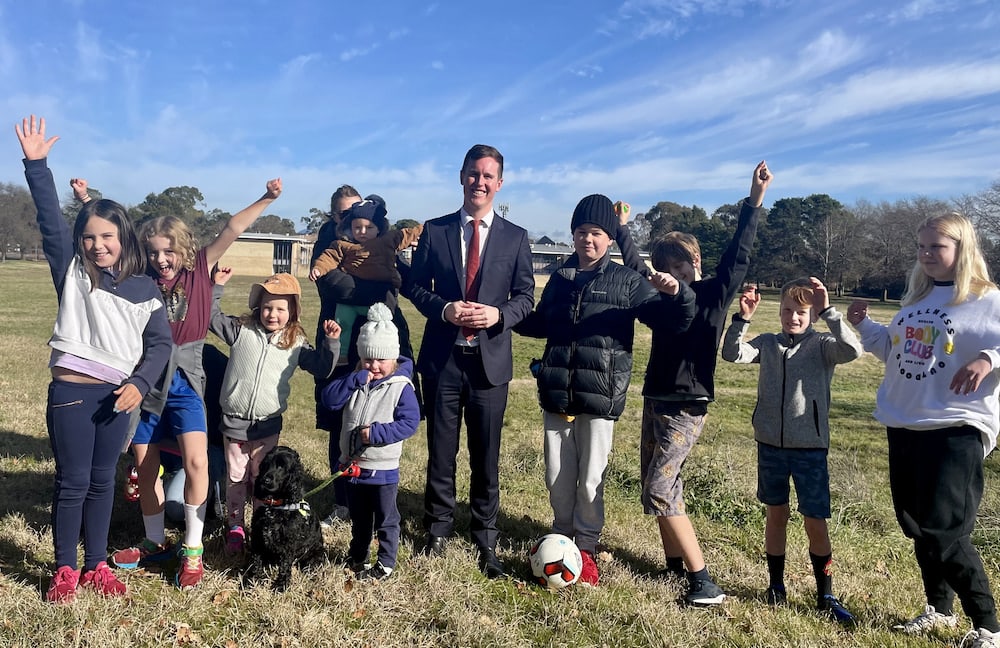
[47,380,131,570]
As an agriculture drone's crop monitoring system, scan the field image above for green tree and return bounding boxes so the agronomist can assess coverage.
[0,183,39,261]
[129,186,209,243]
[247,214,297,235]
[394,218,421,230]
[301,207,327,234]
[61,186,102,225]
[754,194,846,286]
[646,201,709,241]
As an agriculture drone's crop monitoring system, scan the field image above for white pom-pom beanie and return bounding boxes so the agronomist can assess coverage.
[357,302,399,360]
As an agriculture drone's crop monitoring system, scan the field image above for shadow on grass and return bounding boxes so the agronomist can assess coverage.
[0,429,55,529]
[0,427,52,461]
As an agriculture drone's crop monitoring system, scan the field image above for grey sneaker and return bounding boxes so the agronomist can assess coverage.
[892,604,959,635]
[685,577,725,606]
[961,628,1000,648]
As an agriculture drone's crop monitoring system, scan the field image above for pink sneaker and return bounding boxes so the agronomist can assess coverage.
[579,550,599,586]
[225,526,246,555]
[110,538,174,569]
[176,544,204,590]
[46,565,80,603]
[80,561,127,597]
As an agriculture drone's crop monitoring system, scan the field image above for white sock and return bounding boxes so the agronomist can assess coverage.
[142,512,167,546]
[183,502,207,548]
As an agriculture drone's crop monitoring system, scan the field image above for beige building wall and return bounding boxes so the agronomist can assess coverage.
[217,238,315,280]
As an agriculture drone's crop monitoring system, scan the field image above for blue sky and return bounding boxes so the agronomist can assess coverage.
[3,0,999,241]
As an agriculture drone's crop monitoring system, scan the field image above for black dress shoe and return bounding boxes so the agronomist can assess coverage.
[423,534,447,557]
[478,548,506,579]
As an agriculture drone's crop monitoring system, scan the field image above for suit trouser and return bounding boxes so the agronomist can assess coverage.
[422,345,507,551]
[887,425,998,630]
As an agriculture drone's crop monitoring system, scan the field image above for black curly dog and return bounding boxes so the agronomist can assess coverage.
[242,446,326,591]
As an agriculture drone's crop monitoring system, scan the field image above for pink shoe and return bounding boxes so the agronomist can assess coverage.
[176,544,204,590]
[579,550,599,586]
[46,565,80,603]
[80,561,127,597]
[225,526,246,555]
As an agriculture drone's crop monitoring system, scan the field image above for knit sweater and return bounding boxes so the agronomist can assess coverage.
[722,306,862,449]
[854,284,1000,455]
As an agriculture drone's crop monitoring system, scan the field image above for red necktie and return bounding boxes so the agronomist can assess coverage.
[462,219,481,340]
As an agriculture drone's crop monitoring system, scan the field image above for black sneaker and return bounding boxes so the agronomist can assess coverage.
[819,595,856,625]
[685,577,726,606]
[359,561,392,580]
[765,585,787,607]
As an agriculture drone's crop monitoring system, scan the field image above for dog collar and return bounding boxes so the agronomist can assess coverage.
[260,499,313,517]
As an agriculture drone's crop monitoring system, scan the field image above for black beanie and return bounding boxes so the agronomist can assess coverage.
[340,195,389,237]
[571,194,618,237]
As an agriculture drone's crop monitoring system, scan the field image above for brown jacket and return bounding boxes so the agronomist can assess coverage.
[311,225,423,288]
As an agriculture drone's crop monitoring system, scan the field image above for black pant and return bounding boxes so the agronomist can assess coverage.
[422,346,508,551]
[887,426,998,630]
[348,481,401,568]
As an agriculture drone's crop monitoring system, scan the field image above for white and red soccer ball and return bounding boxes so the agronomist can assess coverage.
[528,533,582,589]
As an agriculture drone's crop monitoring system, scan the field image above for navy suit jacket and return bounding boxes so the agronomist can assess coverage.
[408,210,535,386]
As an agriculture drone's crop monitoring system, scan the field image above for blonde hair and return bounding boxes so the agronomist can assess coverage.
[650,231,700,272]
[138,215,198,272]
[901,212,996,306]
[780,277,814,307]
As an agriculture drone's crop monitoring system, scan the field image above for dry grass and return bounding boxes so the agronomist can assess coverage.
[0,260,997,647]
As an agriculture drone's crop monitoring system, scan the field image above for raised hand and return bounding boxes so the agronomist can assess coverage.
[15,115,60,161]
[322,319,342,339]
[213,265,234,285]
[614,201,631,226]
[809,276,830,313]
[70,178,90,202]
[749,160,773,208]
[738,284,761,319]
[264,178,282,200]
[846,299,868,326]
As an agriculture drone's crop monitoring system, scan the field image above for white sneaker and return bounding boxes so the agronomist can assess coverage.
[961,628,1000,648]
[893,604,959,634]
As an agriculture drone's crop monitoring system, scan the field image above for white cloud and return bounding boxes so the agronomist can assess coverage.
[801,61,1000,128]
[75,22,107,81]
[340,44,378,62]
[281,53,321,76]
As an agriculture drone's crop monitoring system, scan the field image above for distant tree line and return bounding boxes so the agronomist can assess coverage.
[625,180,1000,300]
[3,179,1000,301]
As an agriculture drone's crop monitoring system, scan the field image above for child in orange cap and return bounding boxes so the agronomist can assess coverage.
[209,269,341,553]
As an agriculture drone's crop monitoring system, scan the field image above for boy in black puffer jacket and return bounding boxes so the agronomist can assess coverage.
[516,194,695,586]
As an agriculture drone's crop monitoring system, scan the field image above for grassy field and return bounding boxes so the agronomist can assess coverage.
[1,259,999,647]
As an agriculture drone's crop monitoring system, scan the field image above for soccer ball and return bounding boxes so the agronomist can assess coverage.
[528,533,582,589]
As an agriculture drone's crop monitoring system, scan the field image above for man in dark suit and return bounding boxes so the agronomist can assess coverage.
[407,144,535,578]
